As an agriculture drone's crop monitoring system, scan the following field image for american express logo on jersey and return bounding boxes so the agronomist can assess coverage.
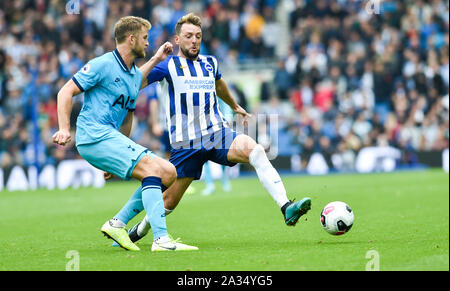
[184,79,215,90]
[147,55,226,145]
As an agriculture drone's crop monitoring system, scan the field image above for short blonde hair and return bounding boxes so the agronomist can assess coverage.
[114,16,151,44]
[175,13,202,35]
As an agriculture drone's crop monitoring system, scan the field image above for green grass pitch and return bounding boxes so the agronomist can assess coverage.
[0,169,448,271]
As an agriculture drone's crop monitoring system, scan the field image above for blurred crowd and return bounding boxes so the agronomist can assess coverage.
[262,0,449,170]
[0,0,448,172]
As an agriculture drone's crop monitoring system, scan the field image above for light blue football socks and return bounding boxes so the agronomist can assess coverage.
[114,186,143,225]
[141,176,168,240]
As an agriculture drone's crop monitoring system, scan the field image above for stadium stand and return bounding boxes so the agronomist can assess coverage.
[0,0,448,174]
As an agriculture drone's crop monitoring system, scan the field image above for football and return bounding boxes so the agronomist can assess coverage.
[320,201,354,235]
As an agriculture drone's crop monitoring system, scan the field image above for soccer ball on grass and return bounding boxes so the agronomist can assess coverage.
[320,201,354,235]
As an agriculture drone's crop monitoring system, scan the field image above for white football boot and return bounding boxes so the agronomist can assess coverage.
[151,235,199,252]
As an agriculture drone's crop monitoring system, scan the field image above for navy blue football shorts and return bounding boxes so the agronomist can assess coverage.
[160,130,172,154]
[169,127,240,180]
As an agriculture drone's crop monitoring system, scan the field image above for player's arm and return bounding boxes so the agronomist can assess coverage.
[215,78,251,119]
[52,79,82,146]
[120,111,134,137]
[139,42,173,89]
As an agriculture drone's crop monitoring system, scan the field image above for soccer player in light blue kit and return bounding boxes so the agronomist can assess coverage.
[116,14,312,244]
[52,16,197,252]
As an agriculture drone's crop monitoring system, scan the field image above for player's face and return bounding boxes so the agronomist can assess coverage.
[132,26,149,58]
[176,23,202,60]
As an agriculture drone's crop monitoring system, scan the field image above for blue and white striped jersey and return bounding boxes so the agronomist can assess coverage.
[147,55,229,147]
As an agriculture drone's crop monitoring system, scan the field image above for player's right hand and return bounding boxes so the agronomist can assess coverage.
[52,129,71,146]
[104,172,115,180]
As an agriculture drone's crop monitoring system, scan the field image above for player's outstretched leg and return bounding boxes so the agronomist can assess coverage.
[228,135,311,226]
[131,156,198,251]
[117,177,194,246]
[111,190,172,246]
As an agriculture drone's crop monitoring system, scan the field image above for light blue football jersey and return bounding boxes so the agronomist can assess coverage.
[72,49,143,146]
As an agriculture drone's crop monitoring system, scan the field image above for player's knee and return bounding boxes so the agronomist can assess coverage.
[241,136,257,157]
[229,135,257,163]
[134,156,163,179]
[249,143,268,166]
[161,160,177,186]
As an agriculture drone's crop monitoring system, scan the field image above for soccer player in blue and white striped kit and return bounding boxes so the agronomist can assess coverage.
[53,16,197,252]
[116,13,312,243]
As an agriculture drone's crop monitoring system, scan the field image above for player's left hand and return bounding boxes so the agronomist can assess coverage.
[234,105,252,124]
[155,42,173,62]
